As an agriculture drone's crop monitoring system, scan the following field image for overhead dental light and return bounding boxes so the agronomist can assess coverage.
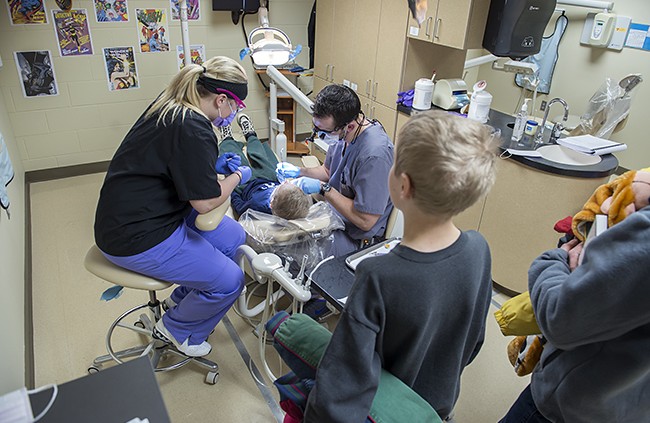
[241,0,300,67]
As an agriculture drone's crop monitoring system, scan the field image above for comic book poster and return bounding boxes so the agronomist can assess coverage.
[52,9,94,56]
[103,47,139,91]
[170,0,199,21]
[6,0,48,25]
[176,44,205,70]
[93,0,128,22]
[136,8,169,53]
[14,51,58,97]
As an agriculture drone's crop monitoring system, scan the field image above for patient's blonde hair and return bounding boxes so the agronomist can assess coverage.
[271,183,312,220]
[145,56,247,125]
[394,110,498,218]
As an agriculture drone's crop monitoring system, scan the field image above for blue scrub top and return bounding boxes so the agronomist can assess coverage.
[325,122,394,241]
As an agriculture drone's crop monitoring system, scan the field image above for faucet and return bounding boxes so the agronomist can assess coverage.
[535,97,569,144]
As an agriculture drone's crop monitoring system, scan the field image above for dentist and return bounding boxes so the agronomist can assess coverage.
[94,56,252,357]
[277,84,394,256]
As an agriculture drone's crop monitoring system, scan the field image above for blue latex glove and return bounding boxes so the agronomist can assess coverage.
[216,153,241,175]
[276,162,301,182]
[236,166,252,185]
[293,177,321,195]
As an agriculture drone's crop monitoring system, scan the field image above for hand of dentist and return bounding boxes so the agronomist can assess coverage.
[216,153,241,175]
[276,162,301,182]
[292,177,321,195]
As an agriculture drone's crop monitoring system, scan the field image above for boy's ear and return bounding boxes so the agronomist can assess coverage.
[400,172,414,199]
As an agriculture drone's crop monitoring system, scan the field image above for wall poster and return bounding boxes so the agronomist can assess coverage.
[170,0,199,21]
[14,50,59,97]
[6,0,48,25]
[103,46,139,91]
[176,44,205,70]
[93,0,128,22]
[135,8,170,53]
[52,9,94,56]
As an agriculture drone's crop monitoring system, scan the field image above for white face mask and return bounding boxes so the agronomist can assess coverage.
[0,384,58,423]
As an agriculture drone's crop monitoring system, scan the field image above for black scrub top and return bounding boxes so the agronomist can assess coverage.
[94,108,221,256]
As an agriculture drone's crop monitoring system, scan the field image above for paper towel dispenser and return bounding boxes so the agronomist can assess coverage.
[482,0,557,59]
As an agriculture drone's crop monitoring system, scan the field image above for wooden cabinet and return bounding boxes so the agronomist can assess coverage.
[406,0,490,50]
[313,0,409,141]
[480,159,608,295]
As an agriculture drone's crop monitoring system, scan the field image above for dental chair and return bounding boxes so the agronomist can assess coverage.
[83,200,231,384]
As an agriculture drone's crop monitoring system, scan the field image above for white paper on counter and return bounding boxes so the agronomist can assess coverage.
[557,135,627,156]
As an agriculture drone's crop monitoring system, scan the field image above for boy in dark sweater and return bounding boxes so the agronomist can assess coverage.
[218,114,311,220]
[302,110,499,422]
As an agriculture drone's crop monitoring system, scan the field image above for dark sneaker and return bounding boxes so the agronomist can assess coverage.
[302,298,331,322]
[237,114,256,139]
[217,124,234,140]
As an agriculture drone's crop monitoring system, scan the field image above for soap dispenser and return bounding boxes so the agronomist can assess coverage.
[511,99,530,142]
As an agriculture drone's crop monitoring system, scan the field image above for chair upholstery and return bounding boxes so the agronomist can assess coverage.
[84,245,171,291]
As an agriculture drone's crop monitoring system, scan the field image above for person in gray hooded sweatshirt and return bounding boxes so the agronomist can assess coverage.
[500,181,650,423]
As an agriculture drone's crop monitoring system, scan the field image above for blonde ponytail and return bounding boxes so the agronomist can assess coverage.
[145,56,247,125]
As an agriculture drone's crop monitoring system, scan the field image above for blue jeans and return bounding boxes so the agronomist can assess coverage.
[104,211,246,345]
[499,385,552,423]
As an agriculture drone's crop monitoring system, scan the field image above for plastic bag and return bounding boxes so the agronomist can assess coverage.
[239,201,344,272]
[570,75,642,139]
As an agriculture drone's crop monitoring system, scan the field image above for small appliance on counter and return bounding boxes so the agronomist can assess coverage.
[432,79,470,110]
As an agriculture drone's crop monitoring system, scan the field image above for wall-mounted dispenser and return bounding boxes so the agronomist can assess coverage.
[482,0,557,59]
[588,12,616,47]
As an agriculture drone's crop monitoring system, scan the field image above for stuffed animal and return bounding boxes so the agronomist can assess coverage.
[501,167,650,376]
[572,167,650,240]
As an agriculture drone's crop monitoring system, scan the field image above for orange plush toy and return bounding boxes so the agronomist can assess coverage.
[572,168,650,241]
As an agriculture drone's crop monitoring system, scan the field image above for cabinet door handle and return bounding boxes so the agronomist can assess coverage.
[330,65,335,81]
[371,106,376,119]
[434,18,441,40]
[372,82,378,100]
[425,17,432,38]
[325,64,330,80]
[366,79,371,96]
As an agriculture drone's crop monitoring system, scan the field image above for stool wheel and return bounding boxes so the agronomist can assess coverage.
[205,371,219,385]
[88,365,101,374]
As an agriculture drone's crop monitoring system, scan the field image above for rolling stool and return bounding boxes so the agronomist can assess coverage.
[84,245,220,384]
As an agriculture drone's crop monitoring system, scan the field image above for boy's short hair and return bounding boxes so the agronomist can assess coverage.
[395,110,498,218]
[312,84,361,129]
[270,183,312,220]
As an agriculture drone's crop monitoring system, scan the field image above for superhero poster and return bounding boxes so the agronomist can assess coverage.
[170,0,199,21]
[14,51,59,97]
[6,0,48,25]
[135,8,169,53]
[93,0,128,23]
[103,46,139,91]
[176,44,205,70]
[52,9,94,57]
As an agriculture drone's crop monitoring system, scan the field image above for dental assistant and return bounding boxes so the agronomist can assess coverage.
[278,84,394,256]
[94,56,252,357]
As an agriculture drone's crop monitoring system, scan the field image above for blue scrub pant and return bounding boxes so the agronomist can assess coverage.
[104,210,246,346]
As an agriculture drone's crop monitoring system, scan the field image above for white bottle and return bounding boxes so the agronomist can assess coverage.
[511,99,530,142]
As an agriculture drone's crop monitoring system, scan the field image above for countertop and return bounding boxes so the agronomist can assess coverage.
[397,105,619,178]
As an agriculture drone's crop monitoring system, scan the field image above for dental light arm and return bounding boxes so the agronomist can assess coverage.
[266,65,314,160]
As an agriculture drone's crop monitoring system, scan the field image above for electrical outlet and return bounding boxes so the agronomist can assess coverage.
[540,100,547,111]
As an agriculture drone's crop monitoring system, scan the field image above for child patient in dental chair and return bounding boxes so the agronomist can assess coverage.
[218,114,312,220]
[268,110,500,423]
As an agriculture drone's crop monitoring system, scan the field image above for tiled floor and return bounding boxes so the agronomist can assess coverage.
[30,172,531,422]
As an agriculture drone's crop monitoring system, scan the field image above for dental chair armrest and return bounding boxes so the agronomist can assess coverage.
[195,198,231,231]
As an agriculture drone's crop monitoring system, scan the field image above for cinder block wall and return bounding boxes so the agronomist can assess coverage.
[0,0,312,171]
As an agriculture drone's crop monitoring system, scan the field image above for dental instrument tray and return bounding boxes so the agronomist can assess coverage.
[345,238,401,271]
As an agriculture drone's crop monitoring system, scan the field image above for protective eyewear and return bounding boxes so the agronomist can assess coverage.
[216,88,246,112]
